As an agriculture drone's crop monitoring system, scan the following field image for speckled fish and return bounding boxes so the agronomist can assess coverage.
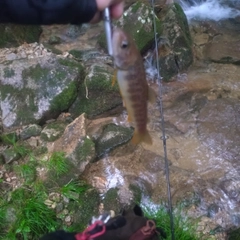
[112,28,156,145]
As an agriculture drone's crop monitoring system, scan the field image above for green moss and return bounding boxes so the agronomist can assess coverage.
[3,67,15,78]
[0,24,42,48]
[173,3,192,48]
[103,188,121,213]
[0,84,15,100]
[20,124,42,140]
[97,33,107,51]
[69,49,83,59]
[70,189,100,232]
[75,137,95,162]
[58,58,84,74]
[131,1,142,13]
[22,64,50,82]
[40,122,66,142]
[95,123,134,158]
[50,81,78,112]
[70,66,122,118]
[0,84,38,126]
[129,184,142,204]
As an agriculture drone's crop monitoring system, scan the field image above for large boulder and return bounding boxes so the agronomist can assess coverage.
[156,3,193,81]
[53,114,96,175]
[69,63,122,119]
[0,43,84,130]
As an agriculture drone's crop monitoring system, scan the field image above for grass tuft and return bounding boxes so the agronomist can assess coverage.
[143,205,200,240]
[14,159,37,184]
[47,152,70,177]
[60,179,89,202]
[7,187,59,240]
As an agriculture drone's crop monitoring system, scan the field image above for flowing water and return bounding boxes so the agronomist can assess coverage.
[39,0,240,234]
[178,0,240,21]
[83,1,240,234]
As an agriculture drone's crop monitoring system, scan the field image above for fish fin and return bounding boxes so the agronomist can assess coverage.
[112,69,117,86]
[148,86,157,104]
[131,130,152,145]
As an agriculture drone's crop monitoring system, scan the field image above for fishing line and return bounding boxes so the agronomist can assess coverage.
[150,1,175,239]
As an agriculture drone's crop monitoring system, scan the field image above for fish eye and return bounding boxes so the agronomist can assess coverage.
[121,40,129,49]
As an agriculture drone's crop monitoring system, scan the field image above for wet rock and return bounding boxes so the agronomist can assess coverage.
[71,189,100,230]
[69,49,112,66]
[69,63,122,119]
[40,122,66,142]
[0,49,84,130]
[53,114,96,174]
[156,3,193,81]
[218,179,240,202]
[20,124,42,140]
[95,123,134,159]
[197,98,240,165]
[204,35,240,64]
[0,24,42,48]
[197,216,226,240]
[103,188,122,213]
[1,148,21,164]
[207,203,221,218]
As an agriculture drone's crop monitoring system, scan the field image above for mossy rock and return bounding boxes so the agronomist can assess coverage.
[103,185,143,214]
[1,148,21,164]
[69,49,112,64]
[69,63,122,119]
[0,24,42,48]
[73,137,96,164]
[95,123,134,159]
[40,122,66,142]
[98,2,162,53]
[155,3,193,81]
[179,191,201,208]
[20,124,42,140]
[103,188,122,213]
[0,56,84,129]
[70,188,100,231]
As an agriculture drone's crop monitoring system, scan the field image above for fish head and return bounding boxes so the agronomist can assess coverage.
[112,28,139,70]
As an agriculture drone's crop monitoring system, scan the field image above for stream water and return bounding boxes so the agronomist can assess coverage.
[178,0,240,21]
[38,0,240,235]
[83,1,240,234]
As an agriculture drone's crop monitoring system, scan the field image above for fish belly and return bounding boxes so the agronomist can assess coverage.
[117,69,152,145]
[117,70,136,123]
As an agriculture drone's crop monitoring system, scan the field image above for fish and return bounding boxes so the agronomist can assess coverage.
[111,28,156,145]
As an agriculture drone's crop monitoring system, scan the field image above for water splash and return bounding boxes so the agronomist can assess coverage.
[178,0,240,21]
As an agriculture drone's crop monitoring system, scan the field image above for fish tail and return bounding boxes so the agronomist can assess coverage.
[131,130,152,145]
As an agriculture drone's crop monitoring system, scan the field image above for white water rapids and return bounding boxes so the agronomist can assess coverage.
[178,0,240,21]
